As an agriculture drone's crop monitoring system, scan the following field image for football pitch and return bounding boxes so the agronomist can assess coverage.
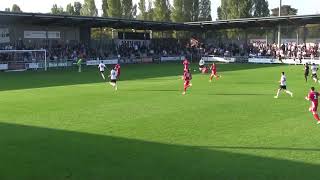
[1,63,320,180]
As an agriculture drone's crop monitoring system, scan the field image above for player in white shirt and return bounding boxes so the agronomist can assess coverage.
[98,61,106,80]
[108,68,118,90]
[311,63,320,83]
[274,72,293,99]
[199,59,205,71]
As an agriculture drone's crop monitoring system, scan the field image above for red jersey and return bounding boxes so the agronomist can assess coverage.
[115,64,121,77]
[308,91,319,105]
[183,71,192,81]
[183,60,189,70]
[211,64,216,73]
[115,64,121,70]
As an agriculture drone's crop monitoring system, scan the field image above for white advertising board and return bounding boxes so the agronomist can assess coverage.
[86,59,119,66]
[248,58,320,65]
[48,31,61,39]
[48,62,69,67]
[26,63,39,69]
[201,56,235,63]
[0,64,8,70]
[24,31,46,39]
[160,56,185,62]
[24,31,60,39]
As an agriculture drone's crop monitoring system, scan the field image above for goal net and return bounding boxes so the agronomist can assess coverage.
[0,49,47,72]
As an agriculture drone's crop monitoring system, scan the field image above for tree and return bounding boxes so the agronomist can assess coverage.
[184,0,193,21]
[66,3,75,15]
[102,0,108,17]
[138,0,147,20]
[171,0,184,22]
[271,5,298,16]
[4,8,10,12]
[252,0,269,17]
[218,0,269,20]
[12,4,22,12]
[122,0,134,19]
[107,0,122,17]
[199,0,212,21]
[74,2,82,16]
[132,4,137,18]
[172,0,199,22]
[217,0,252,20]
[51,4,64,15]
[80,0,98,16]
[154,0,171,22]
[146,0,154,20]
[191,0,200,21]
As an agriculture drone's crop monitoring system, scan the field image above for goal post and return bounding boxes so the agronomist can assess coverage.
[0,49,47,71]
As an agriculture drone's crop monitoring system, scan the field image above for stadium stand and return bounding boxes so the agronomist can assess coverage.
[1,11,320,70]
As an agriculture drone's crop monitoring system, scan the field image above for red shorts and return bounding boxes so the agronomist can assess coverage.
[117,71,121,77]
[184,81,190,88]
[211,71,217,75]
[311,102,318,112]
[202,68,208,73]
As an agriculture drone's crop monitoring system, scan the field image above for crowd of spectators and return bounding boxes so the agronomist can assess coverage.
[248,41,320,59]
[202,43,246,57]
[0,39,196,62]
[116,38,199,58]
[2,39,320,63]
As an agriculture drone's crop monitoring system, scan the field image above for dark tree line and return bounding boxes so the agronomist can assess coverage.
[7,0,299,22]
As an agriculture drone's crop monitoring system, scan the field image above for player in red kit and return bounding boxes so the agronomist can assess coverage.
[209,63,221,82]
[182,69,192,95]
[183,59,190,72]
[305,87,320,124]
[115,64,121,80]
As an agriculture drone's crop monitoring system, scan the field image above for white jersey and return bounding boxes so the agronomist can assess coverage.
[110,69,117,80]
[98,63,106,72]
[280,75,286,86]
[311,65,318,74]
[199,59,205,66]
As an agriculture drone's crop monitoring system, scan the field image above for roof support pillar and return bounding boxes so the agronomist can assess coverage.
[99,27,103,56]
[80,27,91,48]
[272,28,277,44]
[277,0,282,46]
[303,26,307,44]
[278,25,281,46]
[265,29,268,44]
[243,28,248,55]
[111,29,115,39]
[296,27,300,44]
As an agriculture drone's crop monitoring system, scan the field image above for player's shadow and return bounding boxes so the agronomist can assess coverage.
[0,122,320,180]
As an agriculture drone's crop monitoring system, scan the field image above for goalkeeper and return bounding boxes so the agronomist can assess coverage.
[77,58,83,72]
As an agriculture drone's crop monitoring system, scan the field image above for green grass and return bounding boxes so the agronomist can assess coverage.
[0,63,320,180]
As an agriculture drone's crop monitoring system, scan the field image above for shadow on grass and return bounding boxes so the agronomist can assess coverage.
[195,145,320,152]
[0,122,319,180]
[0,63,282,92]
[208,93,271,96]
[126,89,181,92]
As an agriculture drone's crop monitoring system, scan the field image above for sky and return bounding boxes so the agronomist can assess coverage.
[0,0,319,20]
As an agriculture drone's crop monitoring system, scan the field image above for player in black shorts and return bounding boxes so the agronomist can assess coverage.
[278,54,283,63]
[304,63,310,82]
[311,63,320,83]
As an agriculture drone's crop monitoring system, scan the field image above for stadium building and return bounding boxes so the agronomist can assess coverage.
[1,11,320,70]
